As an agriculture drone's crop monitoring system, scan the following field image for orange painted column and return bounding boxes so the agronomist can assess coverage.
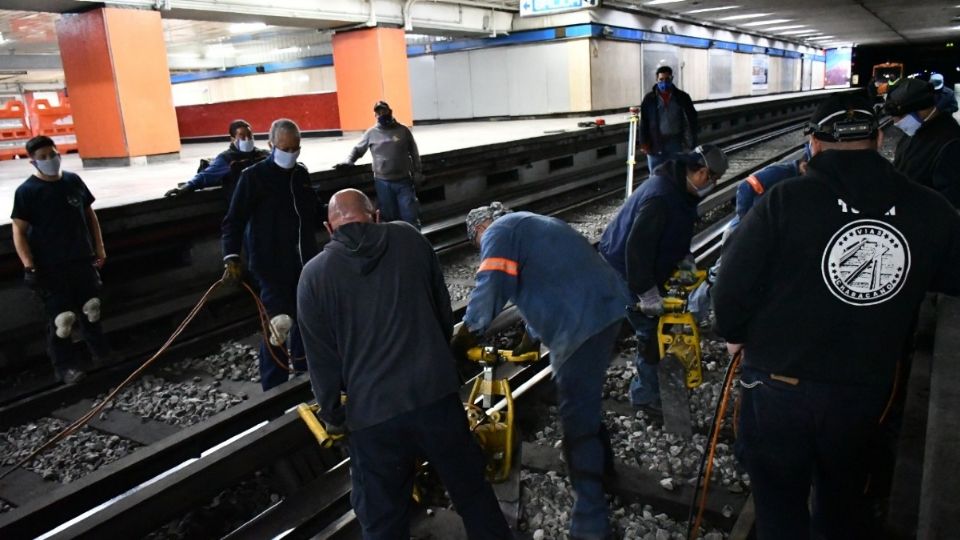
[56,8,180,166]
[332,27,413,132]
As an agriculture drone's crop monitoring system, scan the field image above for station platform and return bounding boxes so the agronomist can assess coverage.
[0,89,843,224]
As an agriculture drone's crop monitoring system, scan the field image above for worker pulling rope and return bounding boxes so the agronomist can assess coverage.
[686,349,742,540]
[0,272,289,482]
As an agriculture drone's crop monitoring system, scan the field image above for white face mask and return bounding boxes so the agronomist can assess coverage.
[895,113,923,137]
[34,155,61,177]
[236,138,255,152]
[272,148,300,169]
[687,171,715,198]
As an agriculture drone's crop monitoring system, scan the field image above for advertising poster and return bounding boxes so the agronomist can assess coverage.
[825,47,852,87]
[752,55,769,91]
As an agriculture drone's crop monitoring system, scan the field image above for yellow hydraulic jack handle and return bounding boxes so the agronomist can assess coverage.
[296,403,345,449]
[464,346,540,483]
[657,269,708,389]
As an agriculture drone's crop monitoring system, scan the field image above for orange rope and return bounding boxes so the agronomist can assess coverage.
[0,272,284,481]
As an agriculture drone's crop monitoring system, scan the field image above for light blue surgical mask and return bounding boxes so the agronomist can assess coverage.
[33,155,61,177]
[272,148,300,169]
[687,177,715,198]
[236,138,255,152]
[894,112,923,137]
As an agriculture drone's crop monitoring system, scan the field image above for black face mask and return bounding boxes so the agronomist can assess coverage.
[377,114,394,126]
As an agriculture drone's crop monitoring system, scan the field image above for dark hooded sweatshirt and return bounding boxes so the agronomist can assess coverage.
[713,149,960,387]
[296,221,460,430]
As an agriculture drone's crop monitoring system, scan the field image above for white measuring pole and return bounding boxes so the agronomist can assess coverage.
[625,106,640,198]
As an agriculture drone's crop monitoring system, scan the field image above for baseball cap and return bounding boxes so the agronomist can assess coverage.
[373,101,391,113]
[806,93,878,142]
[465,202,512,243]
[884,78,935,116]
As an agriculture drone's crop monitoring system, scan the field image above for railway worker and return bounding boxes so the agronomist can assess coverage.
[638,65,699,172]
[885,77,960,208]
[164,119,269,201]
[713,92,960,539]
[452,202,631,540]
[334,101,424,228]
[11,135,111,384]
[298,189,510,540]
[598,145,729,412]
[221,118,318,391]
[929,73,958,114]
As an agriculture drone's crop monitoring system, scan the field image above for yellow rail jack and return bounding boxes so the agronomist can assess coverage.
[657,269,708,389]
[296,403,344,449]
[464,346,540,483]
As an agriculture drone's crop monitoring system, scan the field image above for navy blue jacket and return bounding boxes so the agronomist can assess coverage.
[221,156,319,282]
[735,160,803,220]
[639,85,698,154]
[463,212,630,368]
[600,161,700,295]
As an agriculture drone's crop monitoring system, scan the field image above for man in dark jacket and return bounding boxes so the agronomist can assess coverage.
[455,203,631,540]
[598,145,728,410]
[164,119,269,201]
[222,118,318,391]
[297,189,510,540]
[335,101,423,228]
[885,78,960,208]
[930,73,958,114]
[11,136,111,384]
[639,66,699,172]
[713,93,960,539]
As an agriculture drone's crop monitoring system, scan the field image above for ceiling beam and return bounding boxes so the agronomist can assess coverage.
[0,54,62,70]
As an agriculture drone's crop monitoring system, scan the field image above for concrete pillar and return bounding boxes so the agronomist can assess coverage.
[56,8,180,167]
[332,27,413,131]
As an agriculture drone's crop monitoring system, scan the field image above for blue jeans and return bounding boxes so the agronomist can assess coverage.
[552,322,621,539]
[347,393,510,540]
[736,367,891,539]
[645,137,684,172]
[37,261,111,378]
[374,178,420,229]
[253,275,305,391]
[626,311,659,406]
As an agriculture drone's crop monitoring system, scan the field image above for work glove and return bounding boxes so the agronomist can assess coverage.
[222,258,244,285]
[637,287,664,317]
[450,324,478,362]
[164,185,194,198]
[512,330,540,356]
[23,267,40,291]
[677,255,698,284]
[324,420,347,438]
[332,161,352,170]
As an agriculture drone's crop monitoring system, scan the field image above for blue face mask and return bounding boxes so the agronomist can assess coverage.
[894,112,923,137]
[657,80,672,92]
[377,114,394,127]
[236,138,255,152]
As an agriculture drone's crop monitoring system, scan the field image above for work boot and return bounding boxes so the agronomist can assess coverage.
[61,369,86,385]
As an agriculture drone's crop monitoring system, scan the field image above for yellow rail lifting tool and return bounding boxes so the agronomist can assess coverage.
[463,346,540,483]
[657,269,708,389]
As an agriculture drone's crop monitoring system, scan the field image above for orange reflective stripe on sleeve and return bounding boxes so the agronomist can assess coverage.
[745,175,764,195]
[478,257,519,276]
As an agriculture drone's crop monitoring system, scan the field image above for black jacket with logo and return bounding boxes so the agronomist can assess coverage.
[893,112,960,208]
[714,149,960,387]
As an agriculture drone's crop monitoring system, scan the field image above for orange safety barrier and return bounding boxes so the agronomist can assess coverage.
[32,98,78,154]
[0,100,31,160]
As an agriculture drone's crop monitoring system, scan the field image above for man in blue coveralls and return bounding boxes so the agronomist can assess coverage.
[452,202,630,540]
[221,118,318,390]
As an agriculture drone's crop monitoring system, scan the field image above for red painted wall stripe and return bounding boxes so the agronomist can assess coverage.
[175,92,341,138]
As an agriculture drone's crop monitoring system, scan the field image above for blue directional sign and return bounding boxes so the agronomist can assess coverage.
[520,0,600,18]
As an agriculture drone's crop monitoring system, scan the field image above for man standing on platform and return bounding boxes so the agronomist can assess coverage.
[221,118,318,391]
[298,189,511,540]
[639,66,699,172]
[11,136,111,384]
[453,203,631,540]
[335,101,424,228]
[164,119,269,201]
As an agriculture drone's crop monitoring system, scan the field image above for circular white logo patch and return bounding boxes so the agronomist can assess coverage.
[821,219,910,306]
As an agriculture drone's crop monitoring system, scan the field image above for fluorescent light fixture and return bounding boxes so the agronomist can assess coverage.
[205,44,235,57]
[780,29,818,35]
[275,46,300,54]
[229,22,267,34]
[765,24,806,31]
[806,36,836,41]
[168,52,200,59]
[740,18,792,27]
[718,13,772,21]
[645,0,686,4]
[686,6,740,14]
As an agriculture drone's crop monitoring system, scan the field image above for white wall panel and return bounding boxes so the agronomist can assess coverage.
[171,66,336,106]
[642,44,682,91]
[590,40,641,110]
[708,49,733,99]
[812,61,826,89]
[507,45,550,116]
[566,40,592,112]
[542,43,573,114]
[409,55,438,121]
[680,48,709,101]
[732,53,753,97]
[435,52,473,119]
[469,48,509,117]
[767,57,782,93]
[780,58,800,93]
